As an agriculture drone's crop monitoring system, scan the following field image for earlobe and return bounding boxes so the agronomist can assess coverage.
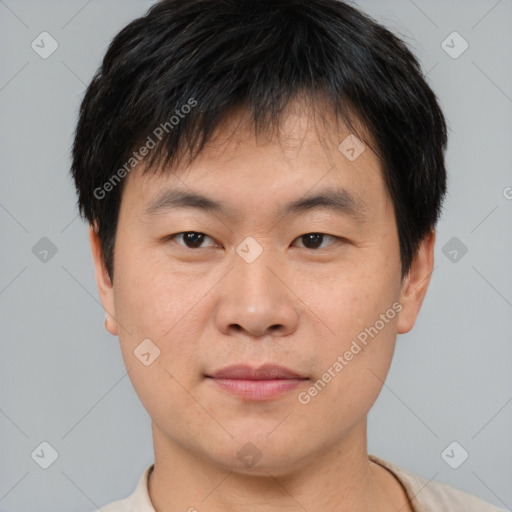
[397,229,436,335]
[89,225,119,336]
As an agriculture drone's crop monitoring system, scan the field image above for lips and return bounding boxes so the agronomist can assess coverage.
[208,364,306,380]
[206,364,308,401]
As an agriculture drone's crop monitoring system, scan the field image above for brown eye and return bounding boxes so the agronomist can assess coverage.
[169,232,216,249]
[293,233,337,249]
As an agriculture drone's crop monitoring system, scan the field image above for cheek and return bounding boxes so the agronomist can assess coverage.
[298,315,397,441]
[296,261,400,414]
[111,247,208,391]
[305,254,400,342]
[112,258,210,439]
[113,244,205,338]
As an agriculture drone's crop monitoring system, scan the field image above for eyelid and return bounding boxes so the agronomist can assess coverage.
[292,233,339,249]
[165,231,343,250]
[167,232,218,248]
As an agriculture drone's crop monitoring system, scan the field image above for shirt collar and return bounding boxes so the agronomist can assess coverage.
[132,457,420,512]
[129,464,156,511]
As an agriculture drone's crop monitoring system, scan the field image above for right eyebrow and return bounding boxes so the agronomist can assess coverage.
[143,189,234,217]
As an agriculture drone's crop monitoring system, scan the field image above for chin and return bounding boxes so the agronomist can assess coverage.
[200,431,311,477]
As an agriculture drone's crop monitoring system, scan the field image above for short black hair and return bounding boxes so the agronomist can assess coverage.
[70,0,448,281]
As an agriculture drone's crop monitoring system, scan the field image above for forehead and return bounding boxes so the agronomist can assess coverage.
[122,100,388,220]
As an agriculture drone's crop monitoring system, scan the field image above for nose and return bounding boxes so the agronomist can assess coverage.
[213,246,300,339]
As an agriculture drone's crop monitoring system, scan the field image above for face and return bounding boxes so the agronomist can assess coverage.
[91,102,434,475]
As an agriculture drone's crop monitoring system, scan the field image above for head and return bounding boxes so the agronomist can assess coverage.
[71,0,447,474]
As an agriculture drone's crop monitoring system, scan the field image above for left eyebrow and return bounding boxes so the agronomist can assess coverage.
[283,188,369,222]
[143,186,369,223]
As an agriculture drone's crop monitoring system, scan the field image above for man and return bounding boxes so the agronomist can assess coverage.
[70,0,505,510]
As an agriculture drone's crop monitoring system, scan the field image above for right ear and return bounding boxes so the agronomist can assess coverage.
[89,223,118,336]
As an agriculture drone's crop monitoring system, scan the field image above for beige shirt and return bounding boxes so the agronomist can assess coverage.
[97,454,506,511]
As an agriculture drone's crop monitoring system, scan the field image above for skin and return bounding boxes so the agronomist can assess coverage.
[90,100,434,511]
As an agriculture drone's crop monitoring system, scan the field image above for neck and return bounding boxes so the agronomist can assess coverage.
[147,418,408,512]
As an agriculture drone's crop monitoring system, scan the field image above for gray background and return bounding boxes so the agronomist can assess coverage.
[0,0,511,510]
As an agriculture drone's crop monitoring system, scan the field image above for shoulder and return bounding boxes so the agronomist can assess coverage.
[408,473,506,511]
[369,454,506,512]
[90,464,155,512]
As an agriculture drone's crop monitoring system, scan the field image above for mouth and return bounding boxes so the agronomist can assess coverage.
[205,364,309,401]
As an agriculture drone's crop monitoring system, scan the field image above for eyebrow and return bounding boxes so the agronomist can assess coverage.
[143,187,368,222]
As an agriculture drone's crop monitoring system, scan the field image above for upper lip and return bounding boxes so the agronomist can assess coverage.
[208,364,306,380]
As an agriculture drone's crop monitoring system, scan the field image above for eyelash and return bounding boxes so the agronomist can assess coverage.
[165,232,342,250]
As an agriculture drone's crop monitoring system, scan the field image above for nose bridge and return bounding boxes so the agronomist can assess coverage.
[234,236,283,305]
[235,242,279,298]
[214,239,299,337]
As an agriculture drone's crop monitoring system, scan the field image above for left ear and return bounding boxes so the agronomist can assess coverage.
[397,228,436,334]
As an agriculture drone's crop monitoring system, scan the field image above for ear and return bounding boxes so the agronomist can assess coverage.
[89,224,118,336]
[397,229,436,334]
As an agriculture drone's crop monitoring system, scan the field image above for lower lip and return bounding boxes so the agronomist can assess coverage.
[208,378,306,400]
